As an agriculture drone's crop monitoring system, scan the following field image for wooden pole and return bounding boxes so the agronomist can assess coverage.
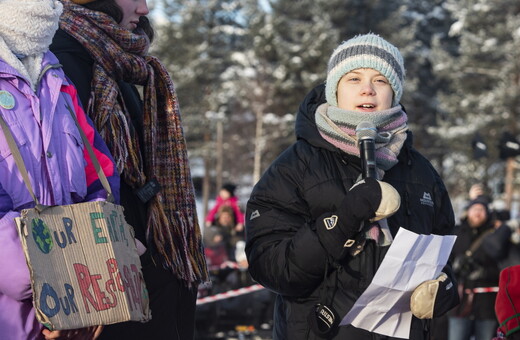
[253,106,264,185]
[202,132,211,224]
[505,157,515,211]
[216,118,223,191]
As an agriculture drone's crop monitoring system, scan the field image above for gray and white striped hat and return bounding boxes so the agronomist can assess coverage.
[325,33,405,107]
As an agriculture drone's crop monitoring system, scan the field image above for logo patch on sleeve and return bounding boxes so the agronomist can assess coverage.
[420,192,434,207]
[250,210,260,220]
[323,215,338,230]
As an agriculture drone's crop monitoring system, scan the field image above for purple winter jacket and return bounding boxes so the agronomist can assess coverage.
[0,51,119,340]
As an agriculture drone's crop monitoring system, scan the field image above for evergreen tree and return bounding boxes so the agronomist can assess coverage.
[151,0,253,195]
[380,1,457,180]
[263,0,338,115]
[152,0,249,144]
[318,0,401,38]
[432,0,520,194]
[147,0,520,200]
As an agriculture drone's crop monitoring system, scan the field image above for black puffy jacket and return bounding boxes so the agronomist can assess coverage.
[245,84,458,340]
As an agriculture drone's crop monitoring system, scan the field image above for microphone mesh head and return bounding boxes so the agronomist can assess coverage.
[356,121,377,140]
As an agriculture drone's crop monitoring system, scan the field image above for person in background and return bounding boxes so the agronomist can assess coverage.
[449,196,500,340]
[493,265,520,340]
[204,206,236,268]
[50,0,208,339]
[0,0,118,339]
[206,183,245,235]
[432,183,495,340]
[245,33,459,339]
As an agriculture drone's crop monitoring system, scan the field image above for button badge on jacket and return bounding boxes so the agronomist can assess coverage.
[0,90,15,109]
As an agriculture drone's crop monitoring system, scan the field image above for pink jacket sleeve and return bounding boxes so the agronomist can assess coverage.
[61,83,120,204]
[205,201,222,224]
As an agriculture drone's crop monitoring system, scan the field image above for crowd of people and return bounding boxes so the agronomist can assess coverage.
[1,1,520,340]
[199,183,275,337]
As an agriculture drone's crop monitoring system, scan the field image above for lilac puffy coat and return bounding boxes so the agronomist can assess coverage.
[0,51,119,340]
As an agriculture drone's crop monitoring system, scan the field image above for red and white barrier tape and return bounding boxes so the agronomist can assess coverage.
[472,287,499,293]
[207,261,244,271]
[197,284,265,305]
[465,287,499,294]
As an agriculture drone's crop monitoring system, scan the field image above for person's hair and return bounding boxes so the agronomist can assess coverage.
[217,206,236,224]
[84,0,155,42]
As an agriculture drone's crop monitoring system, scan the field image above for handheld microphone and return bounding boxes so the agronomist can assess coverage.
[355,122,377,179]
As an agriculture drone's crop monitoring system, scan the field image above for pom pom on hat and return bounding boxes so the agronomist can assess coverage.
[71,0,97,4]
[325,33,405,107]
[496,265,520,337]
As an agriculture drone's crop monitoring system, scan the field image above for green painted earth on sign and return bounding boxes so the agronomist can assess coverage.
[31,218,53,254]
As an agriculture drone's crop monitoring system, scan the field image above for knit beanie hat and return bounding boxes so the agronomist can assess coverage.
[222,183,237,197]
[325,33,405,107]
[496,265,520,337]
[466,195,490,215]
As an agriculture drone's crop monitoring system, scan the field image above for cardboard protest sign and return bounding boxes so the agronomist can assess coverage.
[16,201,151,331]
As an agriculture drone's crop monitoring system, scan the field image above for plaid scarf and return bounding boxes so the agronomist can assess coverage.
[59,0,208,286]
[315,103,408,178]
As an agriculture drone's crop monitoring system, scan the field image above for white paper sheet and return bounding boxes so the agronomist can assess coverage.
[340,228,457,339]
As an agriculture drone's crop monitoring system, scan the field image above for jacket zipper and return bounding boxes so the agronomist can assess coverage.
[36,63,62,94]
[36,63,63,204]
[404,191,412,227]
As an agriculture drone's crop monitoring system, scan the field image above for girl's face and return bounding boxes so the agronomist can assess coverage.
[219,189,231,200]
[115,0,149,31]
[336,68,394,112]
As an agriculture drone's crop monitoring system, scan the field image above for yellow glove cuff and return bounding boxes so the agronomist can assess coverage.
[370,181,401,222]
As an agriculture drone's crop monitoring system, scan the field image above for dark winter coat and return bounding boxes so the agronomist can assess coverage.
[50,29,198,340]
[451,216,501,320]
[245,84,458,340]
[483,221,520,269]
[50,29,148,242]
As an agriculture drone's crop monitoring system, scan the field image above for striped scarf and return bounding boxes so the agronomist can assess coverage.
[59,0,208,286]
[315,103,408,178]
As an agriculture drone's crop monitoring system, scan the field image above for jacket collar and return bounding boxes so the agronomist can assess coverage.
[0,51,69,91]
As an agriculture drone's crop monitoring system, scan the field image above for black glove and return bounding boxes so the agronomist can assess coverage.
[316,178,400,260]
[410,272,459,319]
